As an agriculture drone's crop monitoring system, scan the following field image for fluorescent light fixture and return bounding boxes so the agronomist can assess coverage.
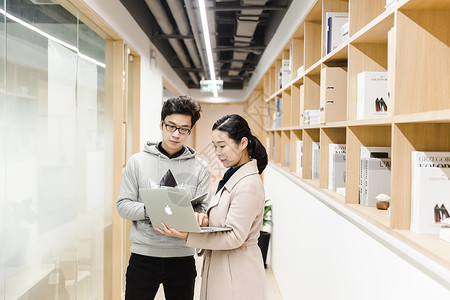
[0,8,106,68]
[198,0,218,97]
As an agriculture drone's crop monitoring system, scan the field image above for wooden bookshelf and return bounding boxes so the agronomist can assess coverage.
[244,0,450,270]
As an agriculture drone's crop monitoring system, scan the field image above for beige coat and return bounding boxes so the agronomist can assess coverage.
[186,160,267,300]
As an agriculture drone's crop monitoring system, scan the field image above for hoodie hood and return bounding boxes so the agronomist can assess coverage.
[144,141,196,160]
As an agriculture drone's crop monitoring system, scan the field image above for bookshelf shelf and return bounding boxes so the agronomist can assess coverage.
[394,110,450,124]
[347,117,393,127]
[350,8,395,44]
[321,121,348,128]
[245,0,450,272]
[322,43,348,63]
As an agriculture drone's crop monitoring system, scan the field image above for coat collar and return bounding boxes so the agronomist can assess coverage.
[207,160,259,214]
[223,160,259,192]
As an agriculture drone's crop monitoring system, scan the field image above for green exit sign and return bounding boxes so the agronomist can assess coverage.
[200,80,223,93]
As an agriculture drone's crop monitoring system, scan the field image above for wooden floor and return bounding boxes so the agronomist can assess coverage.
[155,255,282,299]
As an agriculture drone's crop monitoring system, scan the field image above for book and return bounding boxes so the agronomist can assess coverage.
[296,140,303,176]
[312,142,320,180]
[410,151,450,234]
[361,158,391,207]
[320,66,347,123]
[356,72,389,120]
[325,12,349,54]
[328,144,346,191]
[359,147,391,204]
[304,109,320,125]
[281,59,291,88]
[341,21,349,42]
[275,97,282,127]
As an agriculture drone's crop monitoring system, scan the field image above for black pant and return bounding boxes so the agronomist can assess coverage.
[125,253,197,300]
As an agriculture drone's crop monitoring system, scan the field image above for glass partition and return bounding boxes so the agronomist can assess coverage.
[0,1,111,298]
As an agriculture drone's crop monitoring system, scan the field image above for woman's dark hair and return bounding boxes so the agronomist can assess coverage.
[161,95,201,127]
[213,114,268,174]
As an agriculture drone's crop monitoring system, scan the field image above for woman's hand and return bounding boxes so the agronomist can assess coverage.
[196,213,209,227]
[155,223,189,240]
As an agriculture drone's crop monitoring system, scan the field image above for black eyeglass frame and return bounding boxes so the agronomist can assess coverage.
[162,121,192,135]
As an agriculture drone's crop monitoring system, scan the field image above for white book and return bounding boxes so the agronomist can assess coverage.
[360,146,391,159]
[279,68,282,89]
[341,22,349,36]
[361,158,391,207]
[281,59,291,88]
[296,140,303,176]
[275,97,282,127]
[304,109,320,117]
[326,12,349,54]
[360,147,391,204]
[411,151,450,234]
[357,72,389,120]
[328,144,346,191]
[312,142,320,180]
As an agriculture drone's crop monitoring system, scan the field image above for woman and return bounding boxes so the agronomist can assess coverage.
[156,114,268,300]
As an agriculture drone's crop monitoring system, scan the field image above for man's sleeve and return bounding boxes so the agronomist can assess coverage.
[116,156,146,221]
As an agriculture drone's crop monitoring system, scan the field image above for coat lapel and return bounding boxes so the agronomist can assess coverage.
[223,160,259,193]
[207,160,259,214]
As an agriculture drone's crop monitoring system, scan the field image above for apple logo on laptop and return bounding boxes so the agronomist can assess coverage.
[164,205,173,215]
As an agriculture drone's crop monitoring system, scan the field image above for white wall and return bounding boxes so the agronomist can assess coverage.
[264,165,450,300]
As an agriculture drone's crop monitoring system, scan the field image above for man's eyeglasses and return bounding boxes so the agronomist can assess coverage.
[162,121,191,135]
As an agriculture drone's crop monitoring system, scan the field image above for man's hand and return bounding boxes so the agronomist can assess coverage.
[155,223,189,240]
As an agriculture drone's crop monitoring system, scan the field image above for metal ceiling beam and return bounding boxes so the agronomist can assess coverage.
[155,33,194,39]
[208,5,287,11]
[213,46,265,51]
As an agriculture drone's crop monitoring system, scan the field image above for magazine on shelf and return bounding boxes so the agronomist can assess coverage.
[296,140,303,176]
[325,12,349,54]
[312,142,320,180]
[410,151,450,234]
[328,144,346,191]
[359,147,391,204]
[360,158,391,207]
[357,72,389,120]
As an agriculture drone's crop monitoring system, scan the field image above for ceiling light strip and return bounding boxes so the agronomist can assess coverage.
[198,0,218,97]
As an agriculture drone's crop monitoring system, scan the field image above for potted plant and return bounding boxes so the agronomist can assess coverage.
[258,199,272,268]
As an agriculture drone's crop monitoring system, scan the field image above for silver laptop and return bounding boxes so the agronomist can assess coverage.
[139,187,232,233]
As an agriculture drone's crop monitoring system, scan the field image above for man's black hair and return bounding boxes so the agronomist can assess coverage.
[161,95,201,127]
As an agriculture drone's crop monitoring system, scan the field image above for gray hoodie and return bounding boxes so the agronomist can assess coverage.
[117,141,211,257]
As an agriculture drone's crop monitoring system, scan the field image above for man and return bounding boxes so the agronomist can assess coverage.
[117,95,211,300]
